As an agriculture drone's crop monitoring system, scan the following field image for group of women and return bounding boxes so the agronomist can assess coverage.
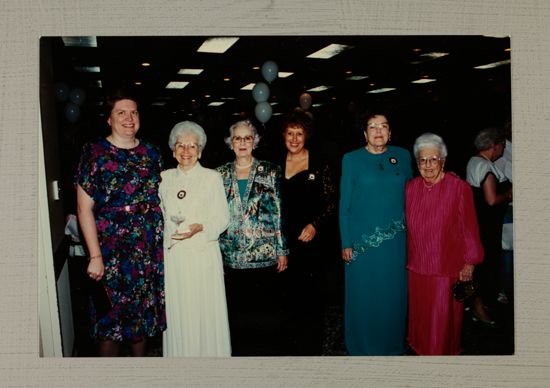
[76,88,511,357]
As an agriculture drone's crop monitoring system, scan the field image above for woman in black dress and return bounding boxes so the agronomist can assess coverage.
[279,110,338,355]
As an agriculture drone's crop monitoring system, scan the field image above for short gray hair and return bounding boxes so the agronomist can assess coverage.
[168,121,207,151]
[474,127,504,151]
[224,119,261,149]
[413,132,448,159]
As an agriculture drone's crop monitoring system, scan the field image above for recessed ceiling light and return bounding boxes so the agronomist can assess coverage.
[367,87,396,94]
[204,94,211,98]
[166,81,189,89]
[208,102,225,106]
[141,62,151,67]
[346,75,369,81]
[504,48,511,52]
[151,102,166,106]
[240,83,255,90]
[221,97,236,100]
[62,36,97,47]
[307,85,332,92]
[307,43,353,59]
[411,78,436,84]
[197,37,239,53]
[278,72,293,78]
[312,103,324,107]
[473,59,511,69]
[252,66,260,70]
[74,66,100,73]
[273,112,283,116]
[134,81,142,85]
[345,70,353,74]
[223,77,230,81]
[178,68,203,75]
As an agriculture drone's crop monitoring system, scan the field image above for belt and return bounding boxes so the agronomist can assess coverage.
[101,203,158,214]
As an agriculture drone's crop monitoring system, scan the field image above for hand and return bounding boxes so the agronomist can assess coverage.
[172,223,203,240]
[459,264,475,281]
[342,248,353,263]
[87,256,104,281]
[298,224,317,243]
[276,255,288,272]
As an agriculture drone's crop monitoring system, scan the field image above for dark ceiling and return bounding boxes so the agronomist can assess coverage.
[42,35,511,170]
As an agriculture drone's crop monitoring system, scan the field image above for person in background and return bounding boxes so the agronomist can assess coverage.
[339,111,412,355]
[466,127,512,327]
[493,121,513,304]
[216,119,288,356]
[406,133,484,355]
[278,110,338,355]
[75,87,165,356]
[160,121,231,357]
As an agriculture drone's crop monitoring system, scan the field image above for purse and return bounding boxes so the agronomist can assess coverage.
[451,280,477,302]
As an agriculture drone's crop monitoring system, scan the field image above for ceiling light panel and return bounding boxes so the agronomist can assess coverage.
[307,43,353,59]
[197,37,239,53]
[240,83,255,90]
[166,81,189,89]
[178,68,204,75]
[74,66,100,73]
[307,85,332,92]
[473,59,511,69]
[411,78,436,84]
[208,102,225,106]
[62,36,97,47]
[367,87,396,94]
[278,72,293,78]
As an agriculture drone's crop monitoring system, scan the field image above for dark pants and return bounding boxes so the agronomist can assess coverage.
[224,266,286,356]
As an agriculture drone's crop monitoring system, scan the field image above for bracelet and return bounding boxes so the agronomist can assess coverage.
[89,255,103,261]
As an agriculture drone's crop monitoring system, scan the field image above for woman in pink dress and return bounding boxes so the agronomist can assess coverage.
[405,133,484,355]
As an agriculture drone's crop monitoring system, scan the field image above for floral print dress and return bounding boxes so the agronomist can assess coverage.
[76,138,166,341]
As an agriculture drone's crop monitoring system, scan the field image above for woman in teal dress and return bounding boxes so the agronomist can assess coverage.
[339,112,412,355]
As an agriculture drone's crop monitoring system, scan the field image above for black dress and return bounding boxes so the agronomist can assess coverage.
[279,150,338,355]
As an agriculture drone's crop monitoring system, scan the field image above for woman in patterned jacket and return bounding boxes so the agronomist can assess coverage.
[216,119,288,356]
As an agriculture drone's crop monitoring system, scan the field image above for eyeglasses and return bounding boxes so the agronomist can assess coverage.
[366,122,389,131]
[232,135,254,144]
[417,156,442,166]
[175,142,199,151]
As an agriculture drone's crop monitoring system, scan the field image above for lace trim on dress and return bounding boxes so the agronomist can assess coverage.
[351,215,406,260]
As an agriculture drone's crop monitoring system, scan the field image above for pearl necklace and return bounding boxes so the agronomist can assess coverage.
[236,160,253,169]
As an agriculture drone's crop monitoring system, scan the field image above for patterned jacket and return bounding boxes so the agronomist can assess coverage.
[216,159,288,269]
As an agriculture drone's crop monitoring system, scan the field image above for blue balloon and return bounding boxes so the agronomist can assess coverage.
[69,88,86,106]
[252,82,270,103]
[261,60,278,83]
[255,102,272,124]
[64,103,80,123]
[55,83,69,101]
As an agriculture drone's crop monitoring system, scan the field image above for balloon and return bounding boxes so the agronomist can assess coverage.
[254,102,272,124]
[64,103,80,123]
[252,82,270,103]
[261,60,278,83]
[69,88,86,106]
[54,83,69,101]
[299,93,312,110]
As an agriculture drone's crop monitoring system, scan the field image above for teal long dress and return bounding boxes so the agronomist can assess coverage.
[339,145,412,355]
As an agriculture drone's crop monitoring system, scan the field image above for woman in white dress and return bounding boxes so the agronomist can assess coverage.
[160,121,231,356]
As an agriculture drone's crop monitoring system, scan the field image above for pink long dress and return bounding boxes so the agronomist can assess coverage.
[405,173,483,355]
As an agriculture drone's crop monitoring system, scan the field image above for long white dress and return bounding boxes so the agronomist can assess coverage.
[160,163,231,357]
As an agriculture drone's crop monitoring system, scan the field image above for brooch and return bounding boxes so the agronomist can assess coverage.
[257,165,264,172]
[389,157,397,165]
[177,190,187,199]
[308,173,315,181]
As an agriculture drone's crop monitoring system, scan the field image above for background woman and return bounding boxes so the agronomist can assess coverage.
[216,119,288,356]
[160,121,231,357]
[406,133,484,355]
[339,112,412,355]
[466,127,512,326]
[76,88,165,356]
[278,111,337,355]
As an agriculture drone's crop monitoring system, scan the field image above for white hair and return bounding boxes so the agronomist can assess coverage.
[224,119,261,149]
[168,121,207,151]
[413,132,448,159]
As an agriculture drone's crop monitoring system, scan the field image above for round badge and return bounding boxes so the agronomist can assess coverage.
[389,157,397,164]
[177,190,187,199]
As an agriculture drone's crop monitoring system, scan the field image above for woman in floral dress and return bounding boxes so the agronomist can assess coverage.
[76,88,166,356]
